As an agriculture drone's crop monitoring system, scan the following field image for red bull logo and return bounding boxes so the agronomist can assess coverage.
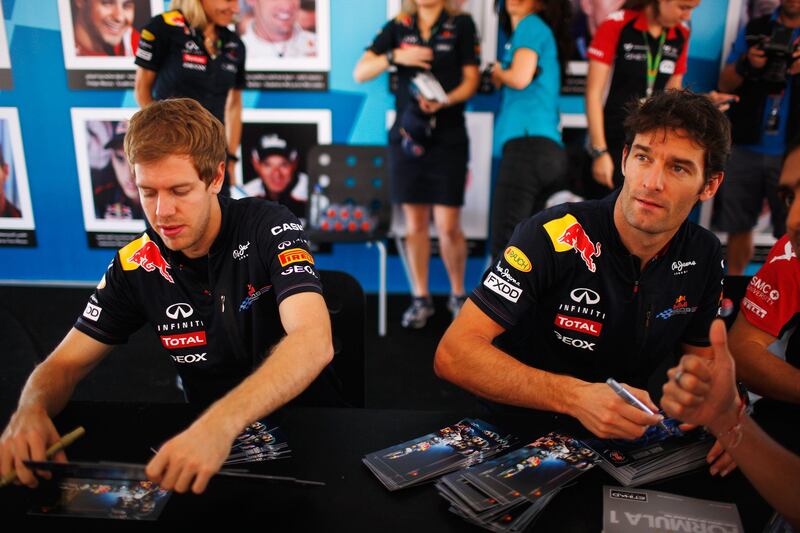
[543,214,602,273]
[119,235,174,284]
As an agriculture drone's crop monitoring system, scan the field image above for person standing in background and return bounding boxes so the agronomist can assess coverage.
[134,0,245,196]
[354,0,480,328]
[489,0,572,258]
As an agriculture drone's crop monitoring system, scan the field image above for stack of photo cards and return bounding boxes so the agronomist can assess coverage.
[436,432,599,532]
[603,486,744,532]
[583,417,713,487]
[225,419,290,465]
[362,418,516,491]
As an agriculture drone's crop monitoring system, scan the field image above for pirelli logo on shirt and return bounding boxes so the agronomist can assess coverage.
[278,248,314,267]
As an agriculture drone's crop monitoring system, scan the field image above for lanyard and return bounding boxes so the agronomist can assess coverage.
[643,31,666,98]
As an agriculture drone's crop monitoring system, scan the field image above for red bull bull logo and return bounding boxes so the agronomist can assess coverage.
[119,234,174,284]
[543,214,602,273]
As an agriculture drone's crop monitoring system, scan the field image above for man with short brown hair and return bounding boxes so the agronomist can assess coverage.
[0,98,333,495]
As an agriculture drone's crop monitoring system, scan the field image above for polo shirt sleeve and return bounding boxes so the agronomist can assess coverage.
[674,24,690,75]
[134,15,168,71]
[257,205,323,304]
[74,252,148,345]
[368,20,396,55]
[587,12,624,65]
[470,215,557,330]
[725,26,749,65]
[740,239,799,338]
[457,15,480,66]
[512,15,548,57]
[681,240,724,347]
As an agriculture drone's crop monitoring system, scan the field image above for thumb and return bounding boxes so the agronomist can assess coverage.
[709,319,729,362]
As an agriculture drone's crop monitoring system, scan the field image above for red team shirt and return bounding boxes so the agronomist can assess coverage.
[740,236,800,352]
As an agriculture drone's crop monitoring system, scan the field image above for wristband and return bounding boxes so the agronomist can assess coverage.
[590,146,608,159]
[386,49,395,66]
[714,400,746,450]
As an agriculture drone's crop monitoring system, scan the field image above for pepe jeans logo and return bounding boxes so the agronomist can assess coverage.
[233,241,250,260]
[671,260,696,275]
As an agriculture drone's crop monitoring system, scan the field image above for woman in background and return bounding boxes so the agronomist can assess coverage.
[489,0,572,258]
[134,0,245,195]
[354,0,480,328]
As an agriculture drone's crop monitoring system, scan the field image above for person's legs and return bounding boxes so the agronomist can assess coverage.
[433,204,466,296]
[401,203,435,328]
[402,203,432,297]
[712,146,764,275]
[433,204,467,318]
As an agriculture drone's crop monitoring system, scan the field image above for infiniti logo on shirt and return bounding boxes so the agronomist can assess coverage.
[166,303,194,320]
[570,288,600,305]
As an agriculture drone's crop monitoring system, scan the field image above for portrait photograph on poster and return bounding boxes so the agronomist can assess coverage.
[232,109,332,222]
[0,108,36,247]
[237,0,331,90]
[0,3,13,89]
[71,108,144,249]
[58,0,163,89]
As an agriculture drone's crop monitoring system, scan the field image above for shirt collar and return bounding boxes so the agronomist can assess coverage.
[632,9,678,40]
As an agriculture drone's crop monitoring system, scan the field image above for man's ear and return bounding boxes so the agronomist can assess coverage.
[698,172,724,202]
[209,161,226,193]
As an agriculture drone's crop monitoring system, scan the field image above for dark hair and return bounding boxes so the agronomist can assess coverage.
[623,89,731,182]
[495,0,573,82]
[622,0,658,11]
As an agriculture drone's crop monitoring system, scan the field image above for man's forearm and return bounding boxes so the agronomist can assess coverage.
[735,343,800,403]
[435,335,587,415]
[196,329,332,439]
[225,98,242,157]
[17,361,81,417]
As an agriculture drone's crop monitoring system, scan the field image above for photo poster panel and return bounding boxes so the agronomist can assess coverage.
[0,108,36,247]
[71,107,144,249]
[387,110,492,247]
[386,0,498,94]
[0,3,12,89]
[233,108,332,222]
[58,0,164,89]
[237,0,331,90]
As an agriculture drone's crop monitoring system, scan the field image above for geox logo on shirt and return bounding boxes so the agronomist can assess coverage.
[170,353,207,364]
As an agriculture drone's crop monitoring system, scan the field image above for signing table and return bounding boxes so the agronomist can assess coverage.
[0,401,784,530]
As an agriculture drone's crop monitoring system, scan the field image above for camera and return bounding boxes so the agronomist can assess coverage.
[479,62,496,94]
[746,25,799,90]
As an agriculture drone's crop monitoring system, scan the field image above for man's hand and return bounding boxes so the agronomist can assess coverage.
[571,382,663,439]
[662,320,741,477]
[145,417,234,494]
[788,48,800,76]
[707,90,739,111]
[0,405,66,488]
[747,45,768,69]
[394,45,433,69]
[592,153,615,189]
[418,95,446,114]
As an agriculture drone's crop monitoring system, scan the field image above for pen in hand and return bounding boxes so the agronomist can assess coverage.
[606,378,670,433]
[0,426,85,488]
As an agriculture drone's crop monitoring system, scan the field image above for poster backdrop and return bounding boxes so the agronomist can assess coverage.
[58,0,163,89]
[0,0,736,290]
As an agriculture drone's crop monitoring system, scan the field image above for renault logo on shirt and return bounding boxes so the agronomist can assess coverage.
[166,303,194,320]
[569,288,600,305]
